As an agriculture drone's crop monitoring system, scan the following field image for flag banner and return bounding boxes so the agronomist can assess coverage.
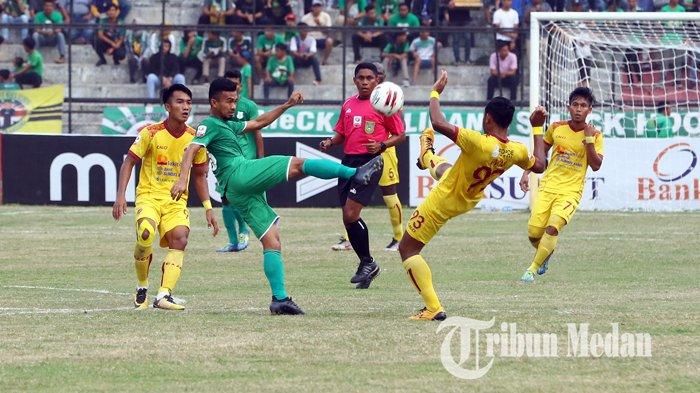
[0,84,63,134]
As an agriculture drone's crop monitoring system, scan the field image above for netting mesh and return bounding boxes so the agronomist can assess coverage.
[538,18,700,138]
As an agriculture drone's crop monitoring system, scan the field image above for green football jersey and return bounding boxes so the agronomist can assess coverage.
[192,115,249,190]
[231,97,260,160]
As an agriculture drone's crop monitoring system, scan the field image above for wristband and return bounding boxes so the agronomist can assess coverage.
[430,90,440,100]
[532,126,544,136]
[202,200,213,210]
[585,136,595,144]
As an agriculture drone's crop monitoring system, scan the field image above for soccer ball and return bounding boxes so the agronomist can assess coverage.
[370,82,404,116]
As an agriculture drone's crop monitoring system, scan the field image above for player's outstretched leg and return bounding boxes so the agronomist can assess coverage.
[416,128,452,181]
[521,216,564,283]
[133,218,155,309]
[298,156,384,185]
[398,232,446,321]
[218,203,240,252]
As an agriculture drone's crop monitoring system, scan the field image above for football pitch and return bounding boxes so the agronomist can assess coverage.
[0,205,697,392]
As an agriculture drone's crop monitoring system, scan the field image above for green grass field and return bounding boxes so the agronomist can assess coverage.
[0,205,698,392]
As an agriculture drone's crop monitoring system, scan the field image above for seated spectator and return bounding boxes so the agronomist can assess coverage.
[199,30,227,82]
[228,30,253,67]
[226,67,253,99]
[410,30,437,84]
[493,0,519,52]
[62,0,94,44]
[147,27,179,57]
[661,0,686,12]
[445,0,473,64]
[300,0,334,64]
[411,0,437,26]
[235,0,267,25]
[197,0,236,28]
[381,30,410,87]
[125,24,150,83]
[263,0,292,25]
[180,29,204,83]
[336,0,365,26]
[0,69,21,89]
[283,13,299,43]
[352,5,388,63]
[290,23,322,85]
[146,40,185,99]
[94,4,125,66]
[13,36,43,88]
[264,43,294,99]
[1,0,30,41]
[387,2,420,28]
[90,0,119,20]
[32,0,66,63]
[645,103,674,138]
[255,27,284,81]
[487,41,518,100]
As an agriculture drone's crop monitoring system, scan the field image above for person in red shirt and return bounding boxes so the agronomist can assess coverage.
[320,62,406,289]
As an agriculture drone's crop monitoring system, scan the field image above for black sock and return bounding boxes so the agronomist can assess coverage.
[345,218,371,261]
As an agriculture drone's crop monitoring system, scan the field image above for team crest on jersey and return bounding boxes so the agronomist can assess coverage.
[491,146,500,158]
[237,111,244,119]
[364,121,375,134]
[196,125,207,137]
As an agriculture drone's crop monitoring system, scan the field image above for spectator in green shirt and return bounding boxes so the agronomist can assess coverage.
[387,3,420,28]
[255,27,284,85]
[263,43,295,100]
[381,30,410,87]
[645,103,674,138]
[179,29,203,83]
[0,69,21,90]
[661,0,685,12]
[32,0,66,63]
[13,36,43,88]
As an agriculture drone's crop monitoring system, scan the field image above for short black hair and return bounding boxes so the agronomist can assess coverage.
[485,97,515,129]
[107,4,119,11]
[365,4,375,12]
[225,70,241,79]
[399,2,409,8]
[275,43,287,51]
[22,36,35,50]
[0,69,10,80]
[162,84,192,104]
[354,62,378,77]
[569,87,594,106]
[656,101,668,113]
[209,77,237,101]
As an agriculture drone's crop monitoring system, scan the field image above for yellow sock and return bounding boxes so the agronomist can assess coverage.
[159,249,184,294]
[133,245,152,288]
[428,155,448,181]
[402,255,442,312]
[527,233,558,273]
[527,225,545,249]
[383,194,403,241]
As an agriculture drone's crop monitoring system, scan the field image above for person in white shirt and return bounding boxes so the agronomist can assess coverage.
[492,0,519,50]
[290,22,322,85]
[409,30,437,84]
[300,0,334,64]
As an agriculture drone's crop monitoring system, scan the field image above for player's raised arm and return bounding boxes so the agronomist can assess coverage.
[171,143,202,201]
[112,153,138,221]
[584,123,603,171]
[245,91,304,131]
[529,105,548,174]
[428,69,459,142]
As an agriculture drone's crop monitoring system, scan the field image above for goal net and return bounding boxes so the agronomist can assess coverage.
[530,12,700,138]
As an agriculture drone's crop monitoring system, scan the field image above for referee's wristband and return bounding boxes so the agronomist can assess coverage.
[202,200,213,210]
[430,90,440,100]
[532,126,544,136]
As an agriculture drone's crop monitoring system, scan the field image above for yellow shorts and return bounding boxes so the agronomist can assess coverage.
[378,146,399,187]
[135,198,190,248]
[528,190,580,229]
[405,188,479,244]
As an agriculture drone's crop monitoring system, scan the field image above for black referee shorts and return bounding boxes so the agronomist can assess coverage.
[338,153,382,207]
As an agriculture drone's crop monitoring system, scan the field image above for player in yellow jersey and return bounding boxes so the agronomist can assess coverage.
[519,87,604,283]
[112,84,219,310]
[397,70,547,321]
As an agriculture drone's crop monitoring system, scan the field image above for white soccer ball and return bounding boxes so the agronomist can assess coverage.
[370,82,405,116]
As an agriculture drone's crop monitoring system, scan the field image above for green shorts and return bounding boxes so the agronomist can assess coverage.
[224,155,292,238]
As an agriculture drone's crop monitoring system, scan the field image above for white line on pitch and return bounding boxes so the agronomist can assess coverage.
[3,285,131,296]
[0,307,135,316]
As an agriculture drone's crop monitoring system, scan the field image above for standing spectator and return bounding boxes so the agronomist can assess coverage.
[32,0,67,63]
[645,103,674,138]
[492,0,519,51]
[375,0,401,23]
[198,0,236,28]
[264,43,295,99]
[1,0,30,41]
[63,0,94,44]
[263,0,292,25]
[146,40,185,99]
[231,62,253,98]
[301,0,334,65]
[228,30,253,66]
[336,0,365,26]
[410,30,436,84]
[199,30,227,83]
[90,0,119,20]
[387,2,420,28]
[290,23,322,85]
[255,28,284,83]
[382,30,410,87]
[94,4,125,66]
[352,5,387,63]
[524,0,551,27]
[235,0,267,25]
[445,0,473,64]
[13,36,43,87]
[411,0,437,26]
[487,41,518,100]
[125,23,150,83]
[179,29,204,83]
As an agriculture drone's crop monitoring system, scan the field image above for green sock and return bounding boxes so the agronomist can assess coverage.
[221,204,238,244]
[231,206,248,234]
[263,249,288,300]
[302,159,356,180]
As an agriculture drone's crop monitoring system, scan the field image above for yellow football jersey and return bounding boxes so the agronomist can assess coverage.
[431,128,535,215]
[128,122,208,201]
[540,121,604,198]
